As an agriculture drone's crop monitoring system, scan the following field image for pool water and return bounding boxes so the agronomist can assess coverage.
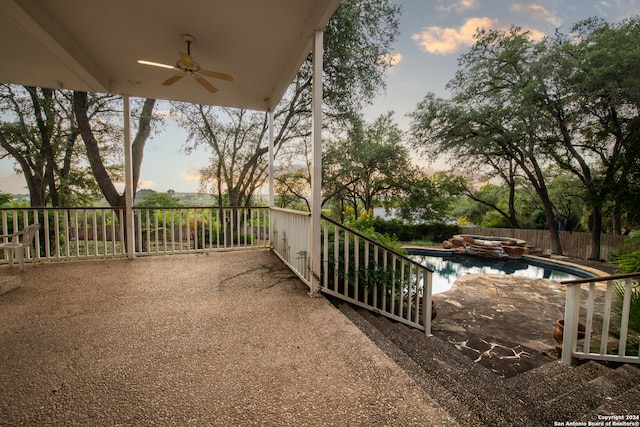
[410,253,588,294]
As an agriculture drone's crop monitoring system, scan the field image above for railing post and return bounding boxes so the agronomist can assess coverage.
[561,284,581,366]
[618,277,633,357]
[123,95,135,259]
[308,28,323,297]
[423,268,433,336]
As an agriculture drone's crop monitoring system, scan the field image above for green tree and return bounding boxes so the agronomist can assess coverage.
[0,85,105,206]
[0,192,14,207]
[74,93,157,208]
[174,0,401,208]
[392,171,463,224]
[537,18,640,257]
[544,167,588,232]
[135,192,182,207]
[470,184,513,227]
[409,27,564,252]
[323,113,418,217]
[275,168,311,211]
[174,106,275,207]
[411,18,640,257]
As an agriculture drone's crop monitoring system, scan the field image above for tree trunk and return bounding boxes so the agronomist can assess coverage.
[542,199,563,255]
[507,182,519,228]
[130,98,157,198]
[612,202,622,235]
[74,92,156,207]
[73,92,123,207]
[26,87,60,207]
[588,205,602,261]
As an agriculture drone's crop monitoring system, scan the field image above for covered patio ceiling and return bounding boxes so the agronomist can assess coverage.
[0,0,340,111]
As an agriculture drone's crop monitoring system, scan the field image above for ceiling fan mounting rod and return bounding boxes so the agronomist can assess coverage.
[182,33,195,55]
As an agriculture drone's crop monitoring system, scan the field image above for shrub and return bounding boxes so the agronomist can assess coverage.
[611,231,640,355]
[372,217,458,244]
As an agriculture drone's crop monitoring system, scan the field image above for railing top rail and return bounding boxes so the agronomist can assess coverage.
[270,207,311,216]
[134,206,268,210]
[321,214,434,273]
[561,271,640,285]
[0,206,269,212]
[0,207,127,211]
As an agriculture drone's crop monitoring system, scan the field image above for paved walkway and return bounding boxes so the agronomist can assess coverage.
[0,251,456,426]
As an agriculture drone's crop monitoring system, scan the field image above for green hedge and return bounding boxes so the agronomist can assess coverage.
[372,217,459,243]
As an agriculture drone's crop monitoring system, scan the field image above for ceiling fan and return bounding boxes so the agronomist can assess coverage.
[137,34,233,93]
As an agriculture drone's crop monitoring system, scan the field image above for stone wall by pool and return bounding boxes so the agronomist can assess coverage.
[442,234,529,260]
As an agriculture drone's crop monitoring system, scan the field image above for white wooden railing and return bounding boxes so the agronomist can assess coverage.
[561,272,640,366]
[320,215,434,334]
[0,206,269,264]
[269,210,434,334]
[270,207,312,285]
[133,206,269,255]
[1,207,127,261]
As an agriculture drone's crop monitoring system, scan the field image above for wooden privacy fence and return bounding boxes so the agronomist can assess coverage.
[459,227,627,261]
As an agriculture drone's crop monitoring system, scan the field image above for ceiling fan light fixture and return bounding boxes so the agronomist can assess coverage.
[137,59,175,70]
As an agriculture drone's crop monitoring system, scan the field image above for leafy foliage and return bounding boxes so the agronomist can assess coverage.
[135,192,183,207]
[372,217,458,244]
[409,17,640,257]
[316,0,401,120]
[614,232,640,274]
[0,192,14,207]
[610,280,640,356]
[0,86,110,206]
[343,206,403,253]
[323,113,420,216]
[610,232,640,355]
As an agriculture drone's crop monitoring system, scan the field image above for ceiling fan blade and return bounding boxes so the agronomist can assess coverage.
[138,59,176,70]
[179,51,194,68]
[162,73,185,86]
[199,69,234,81]
[194,75,218,93]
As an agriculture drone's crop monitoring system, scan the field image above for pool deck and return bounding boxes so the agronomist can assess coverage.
[428,253,618,377]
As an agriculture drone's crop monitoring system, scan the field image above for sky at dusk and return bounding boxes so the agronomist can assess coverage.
[2,0,639,195]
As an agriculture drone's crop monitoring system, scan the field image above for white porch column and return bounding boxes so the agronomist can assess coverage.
[268,110,275,208]
[123,95,135,259]
[309,29,323,296]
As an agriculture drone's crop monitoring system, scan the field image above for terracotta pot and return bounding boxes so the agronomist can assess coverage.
[418,298,437,321]
[553,319,593,348]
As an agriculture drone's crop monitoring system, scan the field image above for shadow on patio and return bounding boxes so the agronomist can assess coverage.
[0,250,454,426]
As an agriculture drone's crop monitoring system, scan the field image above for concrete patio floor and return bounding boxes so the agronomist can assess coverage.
[0,250,456,426]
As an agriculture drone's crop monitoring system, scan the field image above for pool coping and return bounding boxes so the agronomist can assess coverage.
[404,246,611,279]
[523,255,609,278]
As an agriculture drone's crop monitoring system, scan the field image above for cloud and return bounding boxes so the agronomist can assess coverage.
[380,53,402,66]
[412,17,546,55]
[594,0,640,20]
[412,17,499,54]
[180,170,201,181]
[137,180,155,189]
[436,0,478,14]
[512,3,562,27]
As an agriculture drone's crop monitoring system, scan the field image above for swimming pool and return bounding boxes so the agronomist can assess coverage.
[408,249,595,294]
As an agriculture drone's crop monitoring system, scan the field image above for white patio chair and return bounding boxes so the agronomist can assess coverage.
[0,223,40,271]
